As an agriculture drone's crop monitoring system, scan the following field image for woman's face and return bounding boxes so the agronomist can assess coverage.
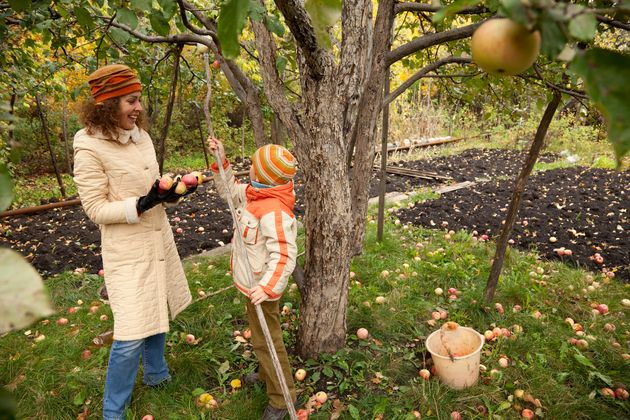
[117,92,143,130]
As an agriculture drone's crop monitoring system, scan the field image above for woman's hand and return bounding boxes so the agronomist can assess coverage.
[207,136,225,162]
[249,285,269,305]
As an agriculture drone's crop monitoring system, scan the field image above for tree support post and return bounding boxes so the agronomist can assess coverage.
[484,90,561,303]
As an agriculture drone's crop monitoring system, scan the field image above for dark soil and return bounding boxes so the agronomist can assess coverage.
[0,149,627,281]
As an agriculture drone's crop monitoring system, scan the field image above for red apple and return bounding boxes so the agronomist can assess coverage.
[56,317,69,326]
[81,349,92,360]
[185,333,196,344]
[615,387,629,400]
[175,227,183,234]
[596,304,609,315]
[141,416,154,420]
[521,408,535,419]
[451,412,462,420]
[98,269,105,277]
[212,59,220,69]
[182,173,198,188]
[419,369,430,380]
[243,329,252,339]
[158,175,174,191]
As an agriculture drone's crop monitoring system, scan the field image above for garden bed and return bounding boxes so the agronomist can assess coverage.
[0,149,627,280]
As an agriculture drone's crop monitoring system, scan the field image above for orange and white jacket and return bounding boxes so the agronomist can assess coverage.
[211,160,297,300]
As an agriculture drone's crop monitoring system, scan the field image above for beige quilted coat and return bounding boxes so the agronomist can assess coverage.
[73,125,191,340]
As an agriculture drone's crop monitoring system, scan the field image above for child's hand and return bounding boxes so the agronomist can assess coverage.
[207,136,225,161]
[249,285,269,305]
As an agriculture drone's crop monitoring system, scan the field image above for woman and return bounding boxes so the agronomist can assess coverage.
[73,64,192,420]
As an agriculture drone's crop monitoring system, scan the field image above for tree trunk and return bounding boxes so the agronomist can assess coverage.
[35,94,66,199]
[484,91,561,303]
[271,113,285,145]
[157,45,182,174]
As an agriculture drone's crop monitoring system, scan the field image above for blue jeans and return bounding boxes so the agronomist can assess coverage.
[102,333,170,420]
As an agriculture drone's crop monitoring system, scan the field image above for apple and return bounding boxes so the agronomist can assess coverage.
[495,303,504,314]
[56,317,69,326]
[419,369,430,380]
[438,309,448,319]
[182,173,198,188]
[195,42,209,54]
[622,298,630,308]
[89,305,99,314]
[356,328,369,340]
[521,408,535,419]
[81,349,92,360]
[185,333,196,344]
[448,287,458,295]
[233,330,241,337]
[175,227,183,234]
[514,389,525,399]
[596,303,609,315]
[615,387,629,400]
[471,18,540,76]
[141,415,154,420]
[549,236,557,243]
[434,287,444,296]
[158,175,174,191]
[603,323,615,332]
[294,368,307,381]
[98,269,105,277]
[532,310,542,319]
[498,357,509,368]
[451,412,462,420]
[174,181,187,195]
[211,59,220,69]
[381,270,389,277]
[315,391,327,404]
[480,234,489,241]
[243,329,252,339]
[68,306,78,314]
[484,330,495,341]
[513,304,522,312]
[375,296,386,304]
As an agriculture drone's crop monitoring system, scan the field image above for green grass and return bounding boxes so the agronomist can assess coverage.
[2,211,629,419]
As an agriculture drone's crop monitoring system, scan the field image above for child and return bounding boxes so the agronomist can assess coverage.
[207,137,298,419]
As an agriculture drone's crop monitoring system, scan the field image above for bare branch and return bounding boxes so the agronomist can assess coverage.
[383,56,472,107]
[531,64,589,100]
[596,15,630,31]
[274,0,325,79]
[177,0,216,37]
[395,3,489,15]
[387,21,484,65]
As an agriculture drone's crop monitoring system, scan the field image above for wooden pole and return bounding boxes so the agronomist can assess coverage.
[157,45,182,174]
[377,70,390,242]
[35,94,66,199]
[484,91,561,303]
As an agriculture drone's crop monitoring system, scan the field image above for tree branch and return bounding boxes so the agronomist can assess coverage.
[274,0,325,79]
[387,21,484,65]
[596,15,630,31]
[177,0,216,37]
[395,3,488,15]
[383,56,471,107]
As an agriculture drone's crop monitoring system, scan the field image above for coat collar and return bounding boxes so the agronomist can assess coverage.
[91,125,141,144]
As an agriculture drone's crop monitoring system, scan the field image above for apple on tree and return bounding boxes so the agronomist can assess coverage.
[471,18,541,76]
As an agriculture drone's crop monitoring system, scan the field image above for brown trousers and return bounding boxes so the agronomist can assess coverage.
[246,300,296,409]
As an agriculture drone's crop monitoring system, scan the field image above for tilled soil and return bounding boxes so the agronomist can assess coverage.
[0,149,627,280]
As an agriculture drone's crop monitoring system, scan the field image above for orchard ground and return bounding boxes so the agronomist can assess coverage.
[1,141,629,419]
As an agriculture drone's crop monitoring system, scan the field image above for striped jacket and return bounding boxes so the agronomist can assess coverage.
[211,160,297,300]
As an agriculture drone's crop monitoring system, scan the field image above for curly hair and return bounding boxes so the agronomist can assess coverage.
[79,97,149,140]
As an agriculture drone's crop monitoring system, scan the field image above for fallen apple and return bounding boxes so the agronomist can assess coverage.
[419,369,430,380]
[294,368,307,381]
[450,412,462,420]
[600,387,616,398]
[141,415,154,420]
[98,269,105,277]
[615,387,629,400]
[356,328,369,340]
[81,349,92,360]
[622,298,630,308]
[375,296,386,304]
[596,303,609,315]
[100,314,108,321]
[315,391,327,404]
[212,59,220,69]
[434,287,444,296]
[190,171,204,185]
[243,329,252,339]
[185,333,196,344]
[521,408,535,419]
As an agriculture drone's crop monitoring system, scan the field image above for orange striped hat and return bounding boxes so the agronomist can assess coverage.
[87,64,142,103]
[252,144,297,185]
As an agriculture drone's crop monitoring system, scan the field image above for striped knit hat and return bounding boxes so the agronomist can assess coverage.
[87,64,142,103]
[251,144,297,186]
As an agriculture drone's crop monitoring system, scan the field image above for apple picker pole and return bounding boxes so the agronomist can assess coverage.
[201,52,298,420]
